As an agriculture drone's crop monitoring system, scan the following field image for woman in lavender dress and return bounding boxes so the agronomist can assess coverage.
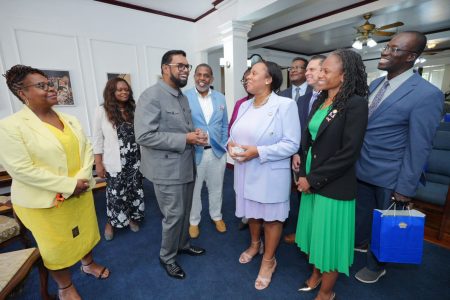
[228,61,300,290]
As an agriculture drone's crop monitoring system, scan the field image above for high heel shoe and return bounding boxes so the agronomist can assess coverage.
[239,240,264,264]
[255,257,277,290]
[298,277,322,292]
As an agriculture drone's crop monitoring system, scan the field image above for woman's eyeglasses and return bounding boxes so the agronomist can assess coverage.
[21,81,55,91]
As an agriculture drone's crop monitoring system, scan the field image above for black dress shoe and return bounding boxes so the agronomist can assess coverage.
[178,245,206,256]
[159,260,185,279]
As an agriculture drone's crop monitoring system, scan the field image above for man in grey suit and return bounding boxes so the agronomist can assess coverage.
[135,50,207,280]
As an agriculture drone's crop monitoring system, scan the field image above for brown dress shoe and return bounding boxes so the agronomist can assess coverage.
[189,225,199,238]
[213,220,227,233]
[284,233,296,244]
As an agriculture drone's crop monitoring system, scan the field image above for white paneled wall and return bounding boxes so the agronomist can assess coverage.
[0,0,196,137]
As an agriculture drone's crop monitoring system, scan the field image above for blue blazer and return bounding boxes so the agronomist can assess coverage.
[229,93,300,204]
[356,73,444,196]
[185,88,228,164]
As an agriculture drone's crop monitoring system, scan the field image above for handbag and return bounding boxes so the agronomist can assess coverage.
[370,203,425,264]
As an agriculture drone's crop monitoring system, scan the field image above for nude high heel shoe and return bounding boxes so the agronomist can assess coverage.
[255,257,277,290]
[238,240,264,264]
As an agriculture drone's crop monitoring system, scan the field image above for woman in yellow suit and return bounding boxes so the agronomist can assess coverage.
[0,65,110,300]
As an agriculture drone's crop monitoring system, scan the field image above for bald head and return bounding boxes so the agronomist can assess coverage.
[378,31,427,79]
[395,31,427,55]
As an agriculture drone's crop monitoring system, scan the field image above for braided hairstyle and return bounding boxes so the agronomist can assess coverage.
[103,77,135,127]
[317,49,369,112]
[4,65,47,103]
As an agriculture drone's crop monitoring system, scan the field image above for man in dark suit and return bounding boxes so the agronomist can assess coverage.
[284,55,326,244]
[279,57,310,101]
[135,50,207,280]
[354,32,444,283]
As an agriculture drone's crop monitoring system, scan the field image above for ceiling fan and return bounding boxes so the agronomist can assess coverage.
[352,13,404,49]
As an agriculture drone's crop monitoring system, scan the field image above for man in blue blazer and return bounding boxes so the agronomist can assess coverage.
[355,31,444,283]
[185,64,229,238]
[279,57,311,101]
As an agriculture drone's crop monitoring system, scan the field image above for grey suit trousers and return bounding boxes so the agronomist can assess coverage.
[154,182,194,264]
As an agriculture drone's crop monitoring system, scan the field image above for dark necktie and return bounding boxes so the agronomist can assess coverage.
[294,87,300,102]
[368,81,390,117]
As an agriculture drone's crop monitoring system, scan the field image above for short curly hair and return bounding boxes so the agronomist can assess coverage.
[3,64,47,103]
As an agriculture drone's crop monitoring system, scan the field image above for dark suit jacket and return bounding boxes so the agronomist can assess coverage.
[297,89,314,135]
[299,94,368,200]
[279,85,312,102]
[279,86,293,99]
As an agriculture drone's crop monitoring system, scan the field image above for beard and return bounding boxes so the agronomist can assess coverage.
[195,83,209,93]
[170,72,187,88]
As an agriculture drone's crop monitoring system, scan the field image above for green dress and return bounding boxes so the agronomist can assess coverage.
[295,105,355,276]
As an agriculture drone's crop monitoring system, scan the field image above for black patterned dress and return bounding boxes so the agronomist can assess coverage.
[105,122,144,228]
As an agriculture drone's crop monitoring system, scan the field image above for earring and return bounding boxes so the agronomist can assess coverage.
[24,98,30,106]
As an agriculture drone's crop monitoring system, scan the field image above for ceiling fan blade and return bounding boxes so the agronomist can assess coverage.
[377,22,404,30]
[373,31,395,36]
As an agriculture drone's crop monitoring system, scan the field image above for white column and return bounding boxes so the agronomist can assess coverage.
[219,21,253,119]
[218,21,252,165]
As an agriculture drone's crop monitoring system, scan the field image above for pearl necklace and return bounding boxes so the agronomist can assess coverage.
[253,95,270,108]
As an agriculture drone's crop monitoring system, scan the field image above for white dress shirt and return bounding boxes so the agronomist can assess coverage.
[291,81,308,100]
[196,88,214,145]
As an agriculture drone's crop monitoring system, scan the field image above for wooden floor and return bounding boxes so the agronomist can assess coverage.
[414,201,450,249]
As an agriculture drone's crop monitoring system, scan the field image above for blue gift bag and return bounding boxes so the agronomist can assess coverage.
[370,208,425,264]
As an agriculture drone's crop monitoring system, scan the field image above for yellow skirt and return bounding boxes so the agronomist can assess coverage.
[14,191,100,270]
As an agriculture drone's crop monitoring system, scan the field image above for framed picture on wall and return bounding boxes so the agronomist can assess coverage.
[107,73,132,87]
[42,70,74,106]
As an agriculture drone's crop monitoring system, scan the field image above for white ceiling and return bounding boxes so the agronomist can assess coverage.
[101,0,450,60]
[108,0,216,19]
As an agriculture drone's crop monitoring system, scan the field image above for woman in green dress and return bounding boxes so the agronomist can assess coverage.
[295,49,369,300]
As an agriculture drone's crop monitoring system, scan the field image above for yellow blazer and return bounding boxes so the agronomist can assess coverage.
[0,106,96,208]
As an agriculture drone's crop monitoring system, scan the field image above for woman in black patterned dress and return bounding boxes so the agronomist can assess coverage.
[93,77,144,240]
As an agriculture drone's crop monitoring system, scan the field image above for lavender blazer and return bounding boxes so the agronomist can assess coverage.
[229,92,300,204]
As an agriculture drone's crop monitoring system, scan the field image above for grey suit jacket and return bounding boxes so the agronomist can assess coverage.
[134,80,195,185]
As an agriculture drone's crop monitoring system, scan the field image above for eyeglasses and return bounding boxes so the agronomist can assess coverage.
[21,81,55,91]
[166,63,192,71]
[287,66,306,72]
[381,45,417,54]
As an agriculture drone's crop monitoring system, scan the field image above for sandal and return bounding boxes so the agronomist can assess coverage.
[239,240,264,264]
[58,282,75,300]
[80,260,110,280]
[255,257,277,290]
[129,221,140,233]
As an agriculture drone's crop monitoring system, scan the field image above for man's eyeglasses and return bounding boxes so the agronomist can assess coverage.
[287,66,306,72]
[382,45,417,55]
[21,81,55,91]
[166,63,192,71]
